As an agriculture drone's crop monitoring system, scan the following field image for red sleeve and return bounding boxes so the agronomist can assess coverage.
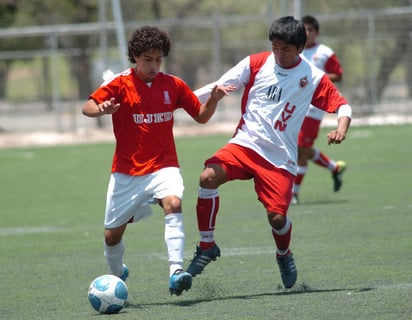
[89,77,122,104]
[324,54,343,77]
[175,77,202,119]
[311,75,348,113]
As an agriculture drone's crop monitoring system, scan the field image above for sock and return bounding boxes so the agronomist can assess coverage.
[104,239,125,277]
[312,148,337,172]
[164,213,185,276]
[272,216,292,256]
[292,166,307,194]
[197,187,219,250]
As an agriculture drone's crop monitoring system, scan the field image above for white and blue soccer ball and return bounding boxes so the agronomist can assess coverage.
[88,274,128,314]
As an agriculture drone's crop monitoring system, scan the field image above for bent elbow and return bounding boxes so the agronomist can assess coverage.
[195,115,212,124]
[196,118,208,124]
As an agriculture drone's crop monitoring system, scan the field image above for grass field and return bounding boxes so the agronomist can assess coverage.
[0,124,411,320]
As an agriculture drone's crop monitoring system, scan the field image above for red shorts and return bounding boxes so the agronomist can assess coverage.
[298,117,322,148]
[205,143,294,215]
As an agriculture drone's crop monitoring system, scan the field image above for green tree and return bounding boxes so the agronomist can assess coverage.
[17,0,99,99]
[1,0,411,112]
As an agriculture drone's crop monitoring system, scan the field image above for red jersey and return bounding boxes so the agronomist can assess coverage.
[89,68,202,176]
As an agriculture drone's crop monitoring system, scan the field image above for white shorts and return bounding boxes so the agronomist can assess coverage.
[104,167,184,228]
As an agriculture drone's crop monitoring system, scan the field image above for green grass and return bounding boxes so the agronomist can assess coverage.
[0,124,411,320]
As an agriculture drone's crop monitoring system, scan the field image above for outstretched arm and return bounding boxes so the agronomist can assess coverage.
[82,97,120,117]
[194,84,236,124]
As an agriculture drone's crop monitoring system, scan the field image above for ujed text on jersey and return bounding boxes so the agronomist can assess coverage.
[133,112,173,124]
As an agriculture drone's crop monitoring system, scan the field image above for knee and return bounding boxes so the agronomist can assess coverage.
[199,170,214,188]
[267,212,287,230]
[104,227,124,246]
[199,166,224,189]
[160,195,182,214]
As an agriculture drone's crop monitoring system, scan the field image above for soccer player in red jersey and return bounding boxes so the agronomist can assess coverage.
[186,16,352,289]
[83,26,233,296]
[292,15,346,205]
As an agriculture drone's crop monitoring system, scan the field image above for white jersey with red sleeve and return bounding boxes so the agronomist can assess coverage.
[301,43,343,121]
[89,68,202,176]
[302,43,342,76]
[195,51,347,175]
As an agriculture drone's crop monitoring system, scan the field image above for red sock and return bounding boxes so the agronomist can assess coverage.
[272,218,292,256]
[312,150,331,169]
[197,188,219,250]
[294,173,304,187]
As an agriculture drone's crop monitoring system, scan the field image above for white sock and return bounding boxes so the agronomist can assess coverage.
[104,239,125,277]
[328,160,337,172]
[165,213,185,276]
[198,187,219,199]
[296,165,307,175]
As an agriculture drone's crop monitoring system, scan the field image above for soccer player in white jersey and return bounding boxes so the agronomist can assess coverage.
[186,16,352,289]
[292,15,346,205]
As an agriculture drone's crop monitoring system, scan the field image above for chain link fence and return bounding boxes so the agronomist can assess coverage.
[0,2,411,133]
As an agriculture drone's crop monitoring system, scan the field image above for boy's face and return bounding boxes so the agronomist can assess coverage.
[133,49,163,83]
[271,39,303,68]
[303,23,318,47]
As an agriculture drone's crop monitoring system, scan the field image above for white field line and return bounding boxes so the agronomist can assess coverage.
[0,226,66,236]
[1,229,410,292]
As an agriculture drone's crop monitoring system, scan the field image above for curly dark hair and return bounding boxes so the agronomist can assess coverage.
[127,26,171,63]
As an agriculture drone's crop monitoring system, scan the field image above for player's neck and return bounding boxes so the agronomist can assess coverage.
[305,42,318,49]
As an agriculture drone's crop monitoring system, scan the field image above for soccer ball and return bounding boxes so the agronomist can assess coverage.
[88,274,128,314]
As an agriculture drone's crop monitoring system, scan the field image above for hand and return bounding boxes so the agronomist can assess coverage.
[327,129,346,145]
[98,98,120,115]
[210,84,236,102]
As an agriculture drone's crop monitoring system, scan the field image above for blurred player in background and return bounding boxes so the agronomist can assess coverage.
[186,16,352,289]
[82,26,232,296]
[291,15,347,205]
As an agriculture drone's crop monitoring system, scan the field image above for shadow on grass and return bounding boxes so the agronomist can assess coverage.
[126,282,374,309]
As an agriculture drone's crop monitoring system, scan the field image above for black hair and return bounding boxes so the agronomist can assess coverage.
[127,26,171,63]
[301,15,320,33]
[268,16,306,48]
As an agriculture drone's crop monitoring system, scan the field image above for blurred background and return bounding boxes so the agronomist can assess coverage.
[0,0,411,133]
